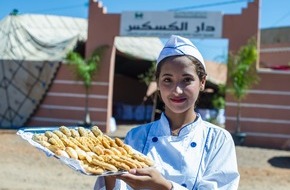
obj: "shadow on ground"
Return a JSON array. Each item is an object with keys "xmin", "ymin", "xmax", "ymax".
[{"xmin": 268, "ymin": 156, "xmax": 290, "ymax": 169}]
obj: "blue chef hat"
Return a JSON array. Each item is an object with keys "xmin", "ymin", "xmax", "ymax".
[{"xmin": 157, "ymin": 35, "xmax": 206, "ymax": 71}]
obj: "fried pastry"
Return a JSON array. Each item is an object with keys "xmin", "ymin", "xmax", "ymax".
[
  {"xmin": 59, "ymin": 126, "xmax": 72, "ymax": 137},
  {"xmin": 31, "ymin": 125, "xmax": 154, "ymax": 175}
]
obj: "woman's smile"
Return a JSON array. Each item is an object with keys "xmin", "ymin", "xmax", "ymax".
[{"xmin": 170, "ymin": 97, "xmax": 186, "ymax": 103}]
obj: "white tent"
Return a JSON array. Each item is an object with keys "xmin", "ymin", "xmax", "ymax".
[
  {"xmin": 114, "ymin": 36, "xmax": 163, "ymax": 61},
  {"xmin": 0, "ymin": 14, "xmax": 87, "ymax": 128},
  {"xmin": 0, "ymin": 14, "xmax": 87, "ymax": 60}
]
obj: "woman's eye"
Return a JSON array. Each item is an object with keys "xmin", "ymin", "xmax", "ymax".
[
  {"xmin": 184, "ymin": 77, "xmax": 193, "ymax": 83},
  {"xmin": 163, "ymin": 78, "xmax": 172, "ymax": 82}
]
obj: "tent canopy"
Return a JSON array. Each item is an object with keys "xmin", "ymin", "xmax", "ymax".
[
  {"xmin": 114, "ymin": 36, "xmax": 164, "ymax": 61},
  {"xmin": 0, "ymin": 14, "xmax": 87, "ymax": 61}
]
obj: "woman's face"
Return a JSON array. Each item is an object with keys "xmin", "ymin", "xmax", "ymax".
[{"xmin": 157, "ymin": 56, "xmax": 205, "ymax": 114}]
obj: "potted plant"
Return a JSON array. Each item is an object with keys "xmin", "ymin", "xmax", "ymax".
[
  {"xmin": 65, "ymin": 44, "xmax": 108, "ymax": 127},
  {"xmin": 212, "ymin": 84, "xmax": 226, "ymax": 127},
  {"xmin": 138, "ymin": 61, "xmax": 159, "ymax": 122},
  {"xmin": 227, "ymin": 38, "xmax": 260, "ymax": 145}
]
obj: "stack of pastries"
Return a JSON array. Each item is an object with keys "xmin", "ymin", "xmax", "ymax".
[{"xmin": 31, "ymin": 126, "xmax": 154, "ymax": 175}]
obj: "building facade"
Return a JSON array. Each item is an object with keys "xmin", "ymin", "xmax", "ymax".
[{"xmin": 22, "ymin": 0, "xmax": 290, "ymax": 149}]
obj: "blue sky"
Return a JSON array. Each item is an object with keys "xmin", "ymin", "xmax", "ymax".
[{"xmin": 1, "ymin": 0, "xmax": 289, "ymax": 62}]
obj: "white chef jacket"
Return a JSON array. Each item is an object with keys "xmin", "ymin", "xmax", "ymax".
[{"xmin": 94, "ymin": 113, "xmax": 240, "ymax": 190}]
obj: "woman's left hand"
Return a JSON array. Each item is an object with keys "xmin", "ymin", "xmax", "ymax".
[{"xmin": 116, "ymin": 167, "xmax": 172, "ymax": 190}]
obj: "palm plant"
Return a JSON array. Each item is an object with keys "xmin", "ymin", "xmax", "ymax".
[
  {"xmin": 65, "ymin": 45, "xmax": 108, "ymax": 127},
  {"xmin": 227, "ymin": 38, "xmax": 260, "ymax": 136}
]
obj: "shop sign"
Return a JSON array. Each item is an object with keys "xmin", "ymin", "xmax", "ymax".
[{"xmin": 120, "ymin": 11, "xmax": 223, "ymax": 38}]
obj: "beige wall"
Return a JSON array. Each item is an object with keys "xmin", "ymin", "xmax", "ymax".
[
  {"xmin": 222, "ymin": 0, "xmax": 260, "ymax": 53},
  {"xmin": 226, "ymin": 69, "xmax": 290, "ymax": 149},
  {"xmin": 26, "ymin": 64, "xmax": 108, "ymax": 128},
  {"xmin": 260, "ymin": 42, "xmax": 290, "ymax": 67}
]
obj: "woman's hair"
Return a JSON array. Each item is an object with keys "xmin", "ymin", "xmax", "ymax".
[{"xmin": 155, "ymin": 55, "xmax": 207, "ymax": 81}]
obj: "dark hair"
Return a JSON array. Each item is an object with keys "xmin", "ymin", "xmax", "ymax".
[{"xmin": 155, "ymin": 55, "xmax": 207, "ymax": 81}]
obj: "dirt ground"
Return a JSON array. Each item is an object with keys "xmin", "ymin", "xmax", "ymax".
[{"xmin": 1, "ymin": 129, "xmax": 290, "ymax": 190}]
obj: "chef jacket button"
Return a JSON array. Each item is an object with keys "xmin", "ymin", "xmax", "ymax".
[
  {"xmin": 152, "ymin": 137, "xmax": 158, "ymax": 142},
  {"xmin": 190, "ymin": 142, "xmax": 197, "ymax": 147},
  {"xmin": 181, "ymin": 183, "xmax": 187, "ymax": 187}
]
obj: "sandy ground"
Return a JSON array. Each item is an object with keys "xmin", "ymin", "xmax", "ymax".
[{"xmin": 1, "ymin": 129, "xmax": 290, "ymax": 190}]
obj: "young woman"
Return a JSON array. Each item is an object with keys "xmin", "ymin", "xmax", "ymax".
[{"xmin": 94, "ymin": 35, "xmax": 240, "ymax": 190}]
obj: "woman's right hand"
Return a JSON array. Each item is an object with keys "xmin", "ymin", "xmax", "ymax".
[{"xmin": 116, "ymin": 167, "xmax": 172, "ymax": 190}]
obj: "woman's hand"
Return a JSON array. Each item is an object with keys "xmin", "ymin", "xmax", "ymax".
[{"xmin": 116, "ymin": 167, "xmax": 172, "ymax": 190}]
